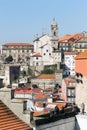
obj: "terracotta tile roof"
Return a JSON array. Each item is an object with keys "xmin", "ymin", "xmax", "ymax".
[
  {"xmin": 35, "ymin": 102, "xmax": 45, "ymax": 107},
  {"xmin": 33, "ymin": 92, "xmax": 46, "ymax": 100},
  {"xmin": 33, "ymin": 108, "xmax": 50, "ymax": 117},
  {"xmin": 64, "ymin": 78, "xmax": 76, "ymax": 85},
  {"xmin": 33, "ymin": 102, "xmax": 66, "ymax": 117},
  {"xmin": 64, "ymin": 51, "xmax": 77, "ymax": 55},
  {"xmin": 72, "ymin": 33, "xmax": 83, "ymax": 39},
  {"xmin": 58, "ymin": 33, "xmax": 82, "ymax": 43},
  {"xmin": 58, "ymin": 34, "xmax": 71, "ymax": 42},
  {"xmin": 75, "ymin": 51, "xmax": 87, "ymax": 59},
  {"xmin": 15, "ymin": 87, "xmax": 32, "ymax": 94},
  {"xmin": 3, "ymin": 43, "xmax": 33, "ymax": 47},
  {"xmin": 0, "ymin": 100, "xmax": 32, "ymax": 130},
  {"xmin": 32, "ymin": 52, "xmax": 42, "ymax": 57},
  {"xmin": 48, "ymin": 102, "xmax": 66, "ymax": 110},
  {"xmin": 15, "ymin": 87, "xmax": 43, "ymax": 95},
  {"xmin": 36, "ymin": 74, "xmax": 55, "ymax": 79}
]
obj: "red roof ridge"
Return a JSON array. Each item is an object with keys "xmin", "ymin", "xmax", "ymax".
[
  {"xmin": 36, "ymin": 74, "xmax": 55, "ymax": 79},
  {"xmin": 3, "ymin": 43, "xmax": 33, "ymax": 46}
]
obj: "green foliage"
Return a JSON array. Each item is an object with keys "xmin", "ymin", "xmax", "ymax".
[
  {"xmin": 41, "ymin": 69, "xmax": 54, "ymax": 74},
  {"xmin": 51, "ymin": 64, "xmax": 57, "ymax": 71},
  {"xmin": 27, "ymin": 66, "xmax": 33, "ymax": 76},
  {"xmin": 5, "ymin": 55, "xmax": 13, "ymax": 63},
  {"xmin": 41, "ymin": 64, "xmax": 57, "ymax": 74}
]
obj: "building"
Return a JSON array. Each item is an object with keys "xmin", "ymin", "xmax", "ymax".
[
  {"xmin": 58, "ymin": 34, "xmax": 72, "ymax": 52},
  {"xmin": 62, "ymin": 77, "xmax": 76, "ymax": 102},
  {"xmin": 75, "ymin": 32, "xmax": 87, "ymax": 53},
  {"xmin": 58, "ymin": 33, "xmax": 82, "ymax": 52},
  {"xmin": 32, "ymin": 19, "xmax": 61, "ymax": 68},
  {"xmin": 64, "ymin": 51, "xmax": 77, "ymax": 76},
  {"xmin": 50, "ymin": 18, "xmax": 59, "ymax": 50},
  {"xmin": 0, "ymin": 100, "xmax": 32, "ymax": 130},
  {"xmin": 31, "ymin": 72, "xmax": 62, "ymax": 90},
  {"xmin": 75, "ymin": 51, "xmax": 87, "ymax": 112},
  {"xmin": 2, "ymin": 43, "xmax": 33, "ymax": 63}
]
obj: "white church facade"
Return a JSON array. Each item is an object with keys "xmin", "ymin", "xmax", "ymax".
[{"xmin": 30, "ymin": 19, "xmax": 62, "ymax": 68}]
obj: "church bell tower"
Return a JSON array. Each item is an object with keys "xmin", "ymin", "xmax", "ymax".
[{"xmin": 50, "ymin": 18, "xmax": 58, "ymax": 50}]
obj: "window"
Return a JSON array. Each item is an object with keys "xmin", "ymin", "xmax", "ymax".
[
  {"xmin": 27, "ymin": 50, "xmax": 29, "ymax": 53},
  {"xmin": 49, "ymin": 53, "xmax": 51, "ymax": 55},
  {"xmin": 54, "ymin": 31, "xmax": 56, "ymax": 36},
  {"xmin": 36, "ymin": 62, "xmax": 38, "ymax": 66},
  {"xmin": 80, "ymin": 44, "xmax": 82, "ymax": 48},
  {"xmin": 36, "ymin": 57, "xmax": 38, "ymax": 60},
  {"xmin": 67, "ymin": 88, "xmax": 75, "ymax": 97},
  {"xmin": 22, "ymin": 50, "xmax": 24, "ymax": 52},
  {"xmin": 46, "ymin": 50, "xmax": 48, "ymax": 52},
  {"xmin": 9, "ymin": 50, "xmax": 11, "ymax": 53},
  {"xmin": 43, "ymin": 53, "xmax": 46, "ymax": 55}
]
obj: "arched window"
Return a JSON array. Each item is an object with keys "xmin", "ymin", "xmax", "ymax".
[{"xmin": 54, "ymin": 31, "xmax": 56, "ymax": 36}]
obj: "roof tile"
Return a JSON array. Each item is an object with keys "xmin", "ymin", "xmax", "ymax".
[
  {"xmin": 3, "ymin": 43, "xmax": 33, "ymax": 47},
  {"xmin": 75, "ymin": 51, "xmax": 87, "ymax": 59},
  {"xmin": 36, "ymin": 74, "xmax": 55, "ymax": 79},
  {"xmin": 0, "ymin": 100, "xmax": 32, "ymax": 130}
]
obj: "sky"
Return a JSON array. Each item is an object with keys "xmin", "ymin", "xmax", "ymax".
[{"xmin": 0, "ymin": 0, "xmax": 87, "ymax": 44}]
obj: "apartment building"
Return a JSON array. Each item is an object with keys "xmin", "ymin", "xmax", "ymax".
[
  {"xmin": 2, "ymin": 43, "xmax": 33, "ymax": 63},
  {"xmin": 75, "ymin": 51, "xmax": 87, "ymax": 112},
  {"xmin": 62, "ymin": 77, "xmax": 76, "ymax": 102},
  {"xmin": 64, "ymin": 51, "xmax": 77, "ymax": 76}
]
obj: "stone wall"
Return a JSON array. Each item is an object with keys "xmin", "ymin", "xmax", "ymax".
[
  {"xmin": 31, "ymin": 78, "xmax": 55, "ymax": 89},
  {"xmin": 76, "ymin": 75, "xmax": 87, "ymax": 113},
  {"xmin": 0, "ymin": 88, "xmax": 31, "ymax": 125}
]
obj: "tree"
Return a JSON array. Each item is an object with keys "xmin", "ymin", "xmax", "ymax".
[
  {"xmin": 41, "ymin": 69, "xmax": 54, "ymax": 74},
  {"xmin": 5, "ymin": 55, "xmax": 13, "ymax": 63}
]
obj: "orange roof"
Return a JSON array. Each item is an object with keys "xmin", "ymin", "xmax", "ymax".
[
  {"xmin": 15, "ymin": 87, "xmax": 32, "ymax": 94},
  {"xmin": 34, "ymin": 92, "xmax": 45, "ymax": 99},
  {"xmin": 33, "ymin": 108, "xmax": 50, "ymax": 117},
  {"xmin": 58, "ymin": 33, "xmax": 82, "ymax": 43},
  {"xmin": 58, "ymin": 34, "xmax": 71, "ymax": 42},
  {"xmin": 15, "ymin": 87, "xmax": 42, "ymax": 94},
  {"xmin": 32, "ymin": 52, "xmax": 42, "ymax": 57},
  {"xmin": 35, "ymin": 102, "xmax": 44, "ymax": 107},
  {"xmin": 75, "ymin": 51, "xmax": 87, "ymax": 60},
  {"xmin": 64, "ymin": 51, "xmax": 77, "ymax": 55},
  {"xmin": 36, "ymin": 74, "xmax": 55, "ymax": 79},
  {"xmin": 3, "ymin": 43, "xmax": 33, "ymax": 46},
  {"xmin": 72, "ymin": 33, "xmax": 82, "ymax": 39},
  {"xmin": 15, "ymin": 89, "xmax": 33, "ymax": 94},
  {"xmin": 0, "ymin": 100, "xmax": 32, "ymax": 130},
  {"xmin": 48, "ymin": 102, "xmax": 66, "ymax": 109},
  {"xmin": 64, "ymin": 78, "xmax": 76, "ymax": 85}
]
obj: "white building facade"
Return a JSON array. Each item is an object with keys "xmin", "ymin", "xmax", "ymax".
[
  {"xmin": 64, "ymin": 52, "xmax": 77, "ymax": 76},
  {"xmin": 31, "ymin": 19, "xmax": 61, "ymax": 67}
]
